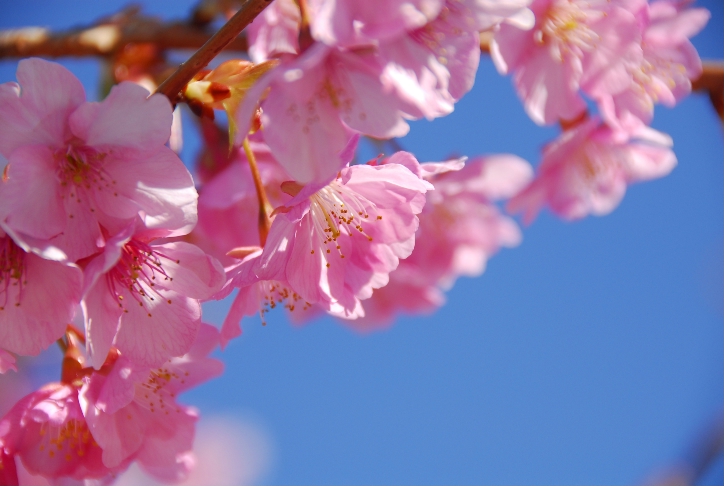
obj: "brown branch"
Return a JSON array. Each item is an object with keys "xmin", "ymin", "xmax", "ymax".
[
  {"xmin": 0, "ymin": 8, "xmax": 248, "ymax": 59},
  {"xmin": 692, "ymin": 61, "xmax": 724, "ymax": 121},
  {"xmin": 155, "ymin": 0, "xmax": 272, "ymax": 102}
]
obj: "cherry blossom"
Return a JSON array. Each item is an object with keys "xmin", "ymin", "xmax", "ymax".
[
  {"xmin": 254, "ymin": 152, "xmax": 432, "ymax": 318},
  {"xmin": 508, "ymin": 117, "xmax": 677, "ymax": 221},
  {"xmin": 584, "ymin": 0, "xmax": 710, "ymax": 132},
  {"xmin": 0, "ymin": 58, "xmax": 197, "ymax": 262},
  {"xmin": 0, "ymin": 224, "xmax": 82, "ymax": 358},
  {"xmin": 491, "ymin": 0, "xmax": 642, "ymax": 125},
  {"xmin": 79, "ymin": 323, "xmax": 223, "ymax": 482},
  {"xmin": 81, "ymin": 221, "xmax": 225, "ymax": 369},
  {"xmin": 0, "ymin": 383, "xmax": 120, "ymax": 482}
]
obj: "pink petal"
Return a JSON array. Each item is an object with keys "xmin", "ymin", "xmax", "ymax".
[
  {"xmin": 2, "ymin": 146, "xmax": 65, "ymax": 239},
  {"xmin": 0, "ymin": 252, "xmax": 82, "ymax": 356},
  {"xmin": 0, "ymin": 58, "xmax": 85, "ymax": 157},
  {"xmin": 69, "ymin": 83, "xmax": 172, "ymax": 151},
  {"xmin": 114, "ymin": 287, "xmax": 201, "ymax": 368},
  {"xmin": 82, "ymin": 277, "xmax": 124, "ymax": 370},
  {"xmin": 150, "ymin": 242, "xmax": 226, "ymax": 300}
]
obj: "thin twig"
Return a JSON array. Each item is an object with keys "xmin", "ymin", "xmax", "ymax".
[
  {"xmin": 243, "ymin": 137, "xmax": 271, "ymax": 246},
  {"xmin": 155, "ymin": 0, "xmax": 272, "ymax": 102}
]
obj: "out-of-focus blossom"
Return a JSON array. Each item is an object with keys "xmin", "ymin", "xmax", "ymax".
[
  {"xmin": 491, "ymin": 0, "xmax": 641, "ymax": 125},
  {"xmin": 193, "ymin": 136, "xmax": 291, "ymax": 265},
  {"xmin": 0, "ymin": 58, "xmax": 197, "ymax": 262},
  {"xmin": 248, "ymin": 0, "xmax": 302, "ymax": 62},
  {"xmin": 354, "ymin": 154, "xmax": 532, "ymax": 327},
  {"xmin": 508, "ymin": 117, "xmax": 677, "ymax": 221},
  {"xmin": 585, "ymin": 0, "xmax": 710, "ymax": 132},
  {"xmin": 0, "ymin": 224, "xmax": 82, "ymax": 358},
  {"xmin": 79, "ymin": 324, "xmax": 223, "ymax": 483},
  {"xmin": 115, "ymin": 414, "xmax": 274, "ymax": 486},
  {"xmin": 308, "ymin": 0, "xmax": 444, "ymax": 47},
  {"xmin": 81, "ymin": 221, "xmax": 225, "ymax": 369},
  {"xmin": 0, "ymin": 383, "xmax": 119, "ymax": 482}
]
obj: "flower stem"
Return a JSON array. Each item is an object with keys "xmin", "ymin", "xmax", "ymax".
[
  {"xmin": 155, "ymin": 0, "xmax": 273, "ymax": 103},
  {"xmin": 56, "ymin": 337, "xmax": 68, "ymax": 354},
  {"xmin": 243, "ymin": 137, "xmax": 271, "ymax": 246}
]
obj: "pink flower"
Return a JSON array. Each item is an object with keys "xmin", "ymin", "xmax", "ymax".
[
  {"xmin": 378, "ymin": 0, "xmax": 482, "ymax": 120},
  {"xmin": 584, "ymin": 0, "xmax": 709, "ymax": 132},
  {"xmin": 0, "ymin": 223, "xmax": 82, "ymax": 358},
  {"xmin": 354, "ymin": 154, "xmax": 532, "ymax": 326},
  {"xmin": 0, "ymin": 383, "xmax": 121, "ymax": 482},
  {"xmin": 0, "ymin": 350, "xmax": 15, "ymax": 374},
  {"xmin": 491, "ymin": 0, "xmax": 642, "ymax": 125},
  {"xmin": 81, "ymin": 221, "xmax": 225, "ymax": 369},
  {"xmin": 237, "ymin": 43, "xmax": 412, "ymax": 184},
  {"xmin": 308, "ymin": 0, "xmax": 444, "ymax": 47},
  {"xmin": 258, "ymin": 152, "xmax": 432, "ymax": 318},
  {"xmin": 79, "ymin": 323, "xmax": 223, "ymax": 482},
  {"xmin": 0, "ymin": 58, "xmax": 197, "ymax": 262},
  {"xmin": 508, "ymin": 117, "xmax": 677, "ymax": 221}
]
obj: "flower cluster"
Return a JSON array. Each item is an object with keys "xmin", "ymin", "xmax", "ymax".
[
  {"xmin": 492, "ymin": 0, "xmax": 707, "ymax": 219},
  {"xmin": 0, "ymin": 0, "xmax": 711, "ymax": 483}
]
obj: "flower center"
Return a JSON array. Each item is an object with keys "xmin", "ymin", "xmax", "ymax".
[
  {"xmin": 135, "ymin": 367, "xmax": 187, "ymax": 415},
  {"xmin": 56, "ymin": 145, "xmax": 118, "ymax": 208},
  {"xmin": 0, "ymin": 236, "xmax": 26, "ymax": 311},
  {"xmin": 309, "ymin": 181, "xmax": 381, "ymax": 262},
  {"xmin": 106, "ymin": 240, "xmax": 178, "ymax": 317},
  {"xmin": 535, "ymin": 0, "xmax": 603, "ymax": 61},
  {"xmin": 37, "ymin": 418, "xmax": 98, "ymax": 461}
]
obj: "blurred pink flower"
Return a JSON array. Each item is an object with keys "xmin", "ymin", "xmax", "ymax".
[
  {"xmin": 508, "ymin": 117, "xmax": 677, "ymax": 221},
  {"xmin": 78, "ymin": 324, "xmax": 223, "ymax": 483},
  {"xmin": 0, "ymin": 58, "xmax": 197, "ymax": 262},
  {"xmin": 585, "ymin": 0, "xmax": 710, "ymax": 132},
  {"xmin": 248, "ymin": 0, "xmax": 302, "ymax": 63},
  {"xmin": 0, "ymin": 383, "xmax": 120, "ymax": 482},
  {"xmin": 0, "ymin": 224, "xmax": 82, "ymax": 358},
  {"xmin": 194, "ymin": 137, "xmax": 291, "ymax": 265},
  {"xmin": 115, "ymin": 414, "xmax": 274, "ymax": 486},
  {"xmin": 81, "ymin": 221, "xmax": 225, "ymax": 369},
  {"xmin": 308, "ymin": 0, "xmax": 443, "ymax": 47},
  {"xmin": 491, "ymin": 0, "xmax": 641, "ymax": 125}
]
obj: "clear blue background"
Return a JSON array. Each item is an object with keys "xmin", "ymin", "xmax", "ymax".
[{"xmin": 1, "ymin": 1, "xmax": 722, "ymax": 484}]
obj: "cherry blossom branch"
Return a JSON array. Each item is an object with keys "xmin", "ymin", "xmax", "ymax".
[
  {"xmin": 155, "ymin": 0, "xmax": 272, "ymax": 102},
  {"xmin": 243, "ymin": 137, "xmax": 272, "ymax": 246},
  {"xmin": 0, "ymin": 8, "xmax": 249, "ymax": 59}
]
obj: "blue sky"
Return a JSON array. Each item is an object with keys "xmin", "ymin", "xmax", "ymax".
[{"xmin": 1, "ymin": 1, "xmax": 722, "ymax": 484}]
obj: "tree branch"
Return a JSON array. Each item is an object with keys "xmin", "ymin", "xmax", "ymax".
[
  {"xmin": 155, "ymin": 0, "xmax": 272, "ymax": 102},
  {"xmin": 0, "ymin": 7, "xmax": 249, "ymax": 59}
]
